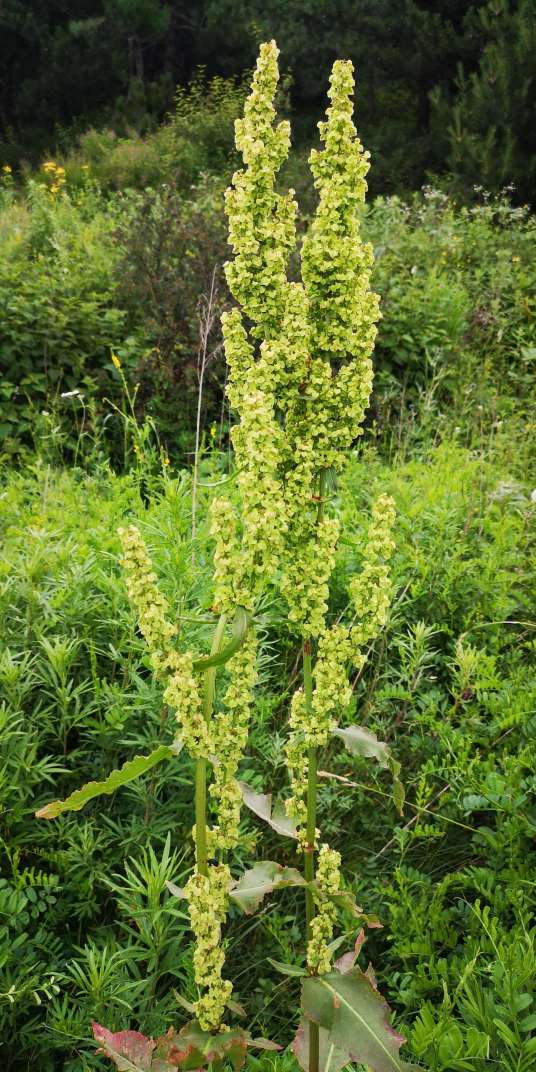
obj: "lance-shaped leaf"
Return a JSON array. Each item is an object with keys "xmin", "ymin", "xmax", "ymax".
[
  {"xmin": 293, "ymin": 1020, "xmax": 349, "ymax": 1072},
  {"xmin": 36, "ymin": 745, "xmax": 176, "ymax": 819},
  {"xmin": 268, "ymin": 957, "xmax": 307, "ymax": 978},
  {"xmin": 301, "ymin": 968, "xmax": 415, "ymax": 1072},
  {"xmin": 238, "ymin": 781, "xmax": 297, "ymax": 838},
  {"xmin": 193, "ymin": 607, "xmax": 250, "ymax": 671},
  {"xmin": 332, "ymin": 725, "xmax": 405, "ymax": 815},
  {"xmin": 92, "ymin": 1024, "xmax": 157, "ymax": 1071},
  {"xmin": 230, "ymin": 860, "xmax": 307, "ymax": 914}
]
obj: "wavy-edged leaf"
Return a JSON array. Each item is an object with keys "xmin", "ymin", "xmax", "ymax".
[
  {"xmin": 333, "ymin": 725, "xmax": 405, "ymax": 815},
  {"xmin": 238, "ymin": 781, "xmax": 297, "ymax": 838},
  {"xmin": 230, "ymin": 860, "xmax": 306, "ymax": 914},
  {"xmin": 301, "ymin": 968, "xmax": 415, "ymax": 1072},
  {"xmin": 193, "ymin": 607, "xmax": 250, "ymax": 671},
  {"xmin": 293, "ymin": 1020, "xmax": 349, "ymax": 1072},
  {"xmin": 36, "ymin": 746, "xmax": 176, "ymax": 819},
  {"xmin": 92, "ymin": 1024, "xmax": 156, "ymax": 1071}
]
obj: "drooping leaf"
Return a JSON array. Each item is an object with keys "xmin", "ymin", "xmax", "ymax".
[
  {"xmin": 173, "ymin": 991, "xmax": 196, "ymax": 1016},
  {"xmin": 36, "ymin": 746, "xmax": 175, "ymax": 819},
  {"xmin": 92, "ymin": 1024, "xmax": 156, "ymax": 1071},
  {"xmin": 193, "ymin": 607, "xmax": 250, "ymax": 671},
  {"xmin": 250, "ymin": 1038, "xmax": 282, "ymax": 1051},
  {"xmin": 230, "ymin": 860, "xmax": 306, "ymax": 914},
  {"xmin": 293, "ymin": 1020, "xmax": 349, "ymax": 1072},
  {"xmin": 166, "ymin": 880, "xmax": 186, "ymax": 900},
  {"xmin": 333, "ymin": 725, "xmax": 389, "ymax": 766},
  {"xmin": 301, "ymin": 968, "xmax": 415, "ymax": 1072},
  {"xmin": 318, "ymin": 886, "xmax": 381, "ymax": 928},
  {"xmin": 238, "ymin": 781, "xmax": 297, "ymax": 838},
  {"xmin": 267, "ymin": 957, "xmax": 307, "ymax": 978},
  {"xmin": 332, "ymin": 725, "xmax": 405, "ymax": 815},
  {"xmin": 227, "ymin": 998, "xmax": 247, "ymax": 1018}
]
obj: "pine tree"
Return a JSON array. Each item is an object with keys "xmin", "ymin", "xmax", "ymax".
[{"xmin": 432, "ymin": 0, "xmax": 536, "ymax": 202}]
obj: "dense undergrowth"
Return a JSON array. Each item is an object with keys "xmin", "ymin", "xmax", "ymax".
[
  {"xmin": 1, "ymin": 427, "xmax": 535, "ymax": 1070},
  {"xmin": 1, "ymin": 148, "xmax": 535, "ymax": 465}
]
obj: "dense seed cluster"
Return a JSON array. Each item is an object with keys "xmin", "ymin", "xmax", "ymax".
[
  {"xmin": 184, "ymin": 864, "xmax": 233, "ymax": 1030},
  {"xmin": 307, "ymin": 846, "xmax": 342, "ymax": 974}
]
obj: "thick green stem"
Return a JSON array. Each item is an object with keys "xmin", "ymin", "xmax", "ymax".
[{"xmin": 194, "ymin": 613, "xmax": 227, "ymax": 878}]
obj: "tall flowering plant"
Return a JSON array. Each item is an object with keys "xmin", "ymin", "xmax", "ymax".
[{"xmin": 36, "ymin": 40, "xmax": 412, "ymax": 1072}]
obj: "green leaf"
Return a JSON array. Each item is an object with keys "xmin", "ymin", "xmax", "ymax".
[
  {"xmin": 238, "ymin": 781, "xmax": 297, "ymax": 838},
  {"xmin": 333, "ymin": 725, "xmax": 405, "ymax": 815},
  {"xmin": 301, "ymin": 968, "xmax": 415, "ymax": 1072},
  {"xmin": 173, "ymin": 991, "xmax": 196, "ymax": 1016},
  {"xmin": 333, "ymin": 725, "xmax": 389, "ymax": 766},
  {"xmin": 193, "ymin": 607, "xmax": 250, "ymax": 670},
  {"xmin": 267, "ymin": 958, "xmax": 307, "ymax": 978},
  {"xmin": 230, "ymin": 860, "xmax": 307, "ymax": 914},
  {"xmin": 293, "ymin": 1020, "xmax": 349, "ymax": 1072},
  {"xmin": 35, "ymin": 746, "xmax": 175, "ymax": 820}
]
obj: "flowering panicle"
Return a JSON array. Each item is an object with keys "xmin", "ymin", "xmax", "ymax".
[
  {"xmin": 284, "ymin": 691, "xmax": 310, "ymax": 832},
  {"xmin": 284, "ymin": 626, "xmax": 353, "ymax": 838},
  {"xmin": 224, "ymin": 41, "xmax": 296, "ymax": 339},
  {"xmin": 185, "ymin": 864, "xmax": 233, "ymax": 1031},
  {"xmin": 349, "ymin": 494, "xmax": 396, "ymax": 660},
  {"xmin": 281, "ymin": 516, "xmax": 339, "ymax": 639},
  {"xmin": 307, "ymin": 846, "xmax": 342, "ymax": 975},
  {"xmin": 301, "ymin": 59, "xmax": 379, "ymax": 392},
  {"xmin": 163, "ymin": 652, "xmax": 212, "ymax": 758},
  {"xmin": 312, "ymin": 625, "xmax": 354, "ymax": 733},
  {"xmin": 118, "ymin": 525, "xmax": 177, "ymax": 674}
]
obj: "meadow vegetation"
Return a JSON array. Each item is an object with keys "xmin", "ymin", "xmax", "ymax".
[{"xmin": 0, "ymin": 38, "xmax": 535, "ymax": 1072}]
